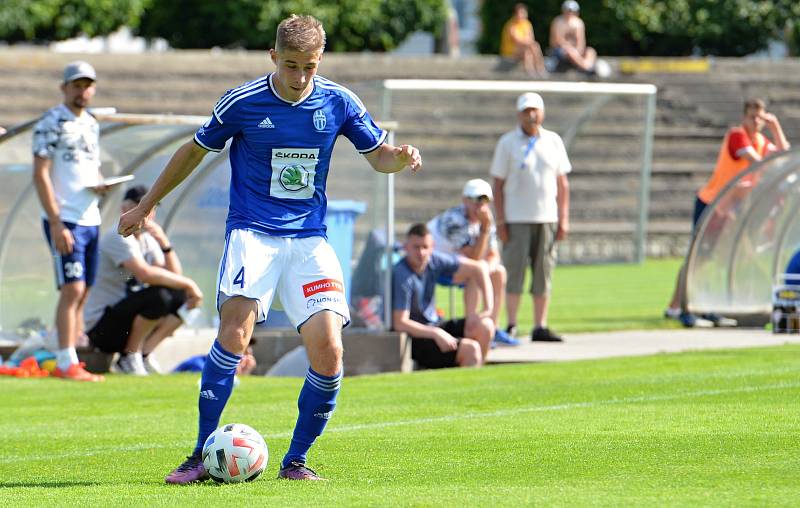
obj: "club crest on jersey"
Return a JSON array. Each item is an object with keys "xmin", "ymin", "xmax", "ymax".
[
  {"xmin": 279, "ymin": 164, "xmax": 311, "ymax": 192},
  {"xmin": 313, "ymin": 110, "xmax": 326, "ymax": 131}
]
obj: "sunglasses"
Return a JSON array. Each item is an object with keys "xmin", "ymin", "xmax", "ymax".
[{"xmin": 470, "ymin": 196, "xmax": 491, "ymax": 204}]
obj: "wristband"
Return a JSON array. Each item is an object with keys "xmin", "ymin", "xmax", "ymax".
[{"xmin": 161, "ymin": 246, "xmax": 173, "ymax": 253}]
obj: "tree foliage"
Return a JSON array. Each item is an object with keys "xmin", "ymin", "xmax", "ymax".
[
  {"xmin": 137, "ymin": 0, "xmax": 448, "ymax": 51},
  {"xmin": 478, "ymin": 0, "xmax": 800, "ymax": 56},
  {"xmin": 0, "ymin": 0, "xmax": 150, "ymax": 42}
]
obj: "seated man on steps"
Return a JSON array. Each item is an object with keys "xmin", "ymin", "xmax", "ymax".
[
  {"xmin": 392, "ymin": 223, "xmax": 495, "ymax": 369},
  {"xmin": 548, "ymin": 1, "xmax": 609, "ymax": 77},
  {"xmin": 84, "ymin": 185, "xmax": 203, "ymax": 374},
  {"xmin": 427, "ymin": 179, "xmax": 520, "ymax": 346}
]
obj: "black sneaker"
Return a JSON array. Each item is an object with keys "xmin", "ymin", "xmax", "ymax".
[{"xmin": 531, "ymin": 327, "xmax": 563, "ymax": 342}]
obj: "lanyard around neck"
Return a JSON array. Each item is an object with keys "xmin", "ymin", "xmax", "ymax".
[{"xmin": 519, "ymin": 135, "xmax": 538, "ymax": 169}]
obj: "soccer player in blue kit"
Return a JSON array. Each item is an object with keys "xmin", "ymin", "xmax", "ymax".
[{"xmin": 118, "ymin": 14, "xmax": 422, "ymax": 483}]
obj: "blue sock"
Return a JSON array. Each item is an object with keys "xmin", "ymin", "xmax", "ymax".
[
  {"xmin": 193, "ymin": 340, "xmax": 241, "ymax": 456},
  {"xmin": 282, "ymin": 368, "xmax": 342, "ymax": 468}
]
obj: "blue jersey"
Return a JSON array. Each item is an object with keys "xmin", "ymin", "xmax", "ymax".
[{"xmin": 194, "ymin": 73, "xmax": 386, "ymax": 238}]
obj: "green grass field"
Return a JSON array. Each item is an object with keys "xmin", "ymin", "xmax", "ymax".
[
  {"xmin": 437, "ymin": 257, "xmax": 685, "ymax": 333},
  {"xmin": 4, "ymin": 345, "xmax": 800, "ymax": 507}
]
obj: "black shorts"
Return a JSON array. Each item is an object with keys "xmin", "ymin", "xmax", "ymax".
[
  {"xmin": 410, "ymin": 318, "xmax": 466, "ymax": 369},
  {"xmin": 88, "ymin": 286, "xmax": 186, "ymax": 353}
]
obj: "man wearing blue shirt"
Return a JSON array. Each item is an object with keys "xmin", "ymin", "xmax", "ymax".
[
  {"xmin": 119, "ymin": 14, "xmax": 421, "ymax": 483},
  {"xmin": 392, "ymin": 223, "xmax": 495, "ymax": 369}
]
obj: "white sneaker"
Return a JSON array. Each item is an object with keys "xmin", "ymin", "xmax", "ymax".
[
  {"xmin": 142, "ymin": 355, "xmax": 162, "ymax": 374},
  {"xmin": 116, "ymin": 352, "xmax": 148, "ymax": 376},
  {"xmin": 593, "ymin": 59, "xmax": 612, "ymax": 79}
]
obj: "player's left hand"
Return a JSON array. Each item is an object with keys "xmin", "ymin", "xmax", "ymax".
[{"xmin": 397, "ymin": 144, "xmax": 422, "ymax": 174}]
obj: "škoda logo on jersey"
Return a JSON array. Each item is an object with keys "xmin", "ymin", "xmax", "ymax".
[{"xmin": 303, "ymin": 278, "xmax": 344, "ymax": 297}]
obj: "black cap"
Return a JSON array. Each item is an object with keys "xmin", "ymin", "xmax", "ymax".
[{"xmin": 123, "ymin": 185, "xmax": 148, "ymax": 204}]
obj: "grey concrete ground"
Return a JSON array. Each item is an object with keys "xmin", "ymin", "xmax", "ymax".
[{"xmin": 487, "ymin": 328, "xmax": 800, "ymax": 363}]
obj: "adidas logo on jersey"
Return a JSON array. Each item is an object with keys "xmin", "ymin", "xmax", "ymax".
[
  {"xmin": 200, "ymin": 389, "xmax": 218, "ymax": 400},
  {"xmin": 258, "ymin": 117, "xmax": 275, "ymax": 129}
]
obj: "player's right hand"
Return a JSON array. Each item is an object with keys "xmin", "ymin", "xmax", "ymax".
[
  {"xmin": 118, "ymin": 205, "xmax": 154, "ymax": 237},
  {"xmin": 51, "ymin": 221, "xmax": 74, "ymax": 255},
  {"xmin": 433, "ymin": 328, "xmax": 458, "ymax": 353}
]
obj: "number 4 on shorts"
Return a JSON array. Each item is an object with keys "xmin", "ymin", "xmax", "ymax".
[{"xmin": 233, "ymin": 267, "xmax": 245, "ymax": 288}]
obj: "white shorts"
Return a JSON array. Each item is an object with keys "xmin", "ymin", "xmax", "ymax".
[{"xmin": 216, "ymin": 229, "xmax": 350, "ymax": 330}]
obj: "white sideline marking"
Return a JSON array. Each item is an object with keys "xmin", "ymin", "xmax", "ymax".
[
  {"xmin": 323, "ymin": 381, "xmax": 800, "ymax": 435},
  {"xmin": 3, "ymin": 381, "xmax": 798, "ymax": 465}
]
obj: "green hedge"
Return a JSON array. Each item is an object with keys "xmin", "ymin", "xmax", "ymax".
[
  {"xmin": 478, "ymin": 0, "xmax": 800, "ymax": 57},
  {"xmin": 0, "ymin": 0, "xmax": 447, "ymax": 52},
  {"xmin": 137, "ymin": 0, "xmax": 448, "ymax": 51},
  {"xmin": 0, "ymin": 0, "xmax": 150, "ymax": 42}
]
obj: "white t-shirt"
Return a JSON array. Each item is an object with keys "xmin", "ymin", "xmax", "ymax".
[
  {"xmin": 84, "ymin": 230, "xmax": 165, "ymax": 331},
  {"xmin": 427, "ymin": 204, "xmax": 498, "ymax": 255},
  {"xmin": 489, "ymin": 126, "xmax": 571, "ymax": 223},
  {"xmin": 32, "ymin": 104, "xmax": 102, "ymax": 225}
]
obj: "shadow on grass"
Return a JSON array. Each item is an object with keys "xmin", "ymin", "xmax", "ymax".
[{"xmin": 0, "ymin": 481, "xmax": 99, "ymax": 488}]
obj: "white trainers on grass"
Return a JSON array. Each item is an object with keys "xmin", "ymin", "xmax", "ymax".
[
  {"xmin": 116, "ymin": 352, "xmax": 148, "ymax": 376},
  {"xmin": 142, "ymin": 354, "xmax": 162, "ymax": 374}
]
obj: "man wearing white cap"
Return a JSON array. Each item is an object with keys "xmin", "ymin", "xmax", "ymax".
[
  {"xmin": 32, "ymin": 60, "xmax": 108, "ymax": 381},
  {"xmin": 427, "ymin": 178, "xmax": 521, "ymax": 346},
  {"xmin": 549, "ymin": 1, "xmax": 602, "ymax": 75},
  {"xmin": 490, "ymin": 92, "xmax": 571, "ymax": 342}
]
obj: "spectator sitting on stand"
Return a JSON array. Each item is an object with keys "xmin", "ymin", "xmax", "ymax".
[
  {"xmin": 499, "ymin": 3, "xmax": 547, "ymax": 77},
  {"xmin": 548, "ymin": 1, "xmax": 609, "ymax": 77},
  {"xmin": 427, "ymin": 179, "xmax": 520, "ymax": 346}
]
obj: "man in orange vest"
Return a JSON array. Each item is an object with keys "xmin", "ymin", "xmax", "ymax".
[{"xmin": 665, "ymin": 98, "xmax": 790, "ymax": 327}]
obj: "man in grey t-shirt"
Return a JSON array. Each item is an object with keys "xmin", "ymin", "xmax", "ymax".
[{"xmin": 84, "ymin": 186, "xmax": 203, "ymax": 374}]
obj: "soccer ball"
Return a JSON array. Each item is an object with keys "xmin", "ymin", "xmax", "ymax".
[{"xmin": 202, "ymin": 423, "xmax": 268, "ymax": 483}]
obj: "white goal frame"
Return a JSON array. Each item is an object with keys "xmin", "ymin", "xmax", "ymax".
[{"xmin": 378, "ymin": 79, "xmax": 657, "ymax": 326}]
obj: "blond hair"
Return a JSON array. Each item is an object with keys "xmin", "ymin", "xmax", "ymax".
[{"xmin": 276, "ymin": 14, "xmax": 326, "ymax": 52}]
